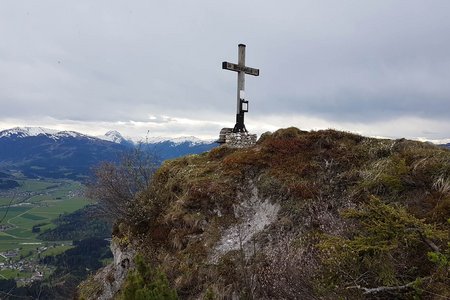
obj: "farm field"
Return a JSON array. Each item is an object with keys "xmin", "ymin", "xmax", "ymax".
[{"xmin": 0, "ymin": 178, "xmax": 89, "ymax": 280}]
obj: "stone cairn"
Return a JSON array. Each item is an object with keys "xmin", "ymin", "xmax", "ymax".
[{"xmin": 218, "ymin": 128, "xmax": 257, "ymax": 148}]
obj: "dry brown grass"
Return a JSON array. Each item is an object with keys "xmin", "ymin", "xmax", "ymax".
[{"xmin": 112, "ymin": 127, "xmax": 450, "ymax": 299}]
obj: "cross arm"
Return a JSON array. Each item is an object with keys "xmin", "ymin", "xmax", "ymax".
[{"xmin": 222, "ymin": 62, "xmax": 260, "ymax": 76}]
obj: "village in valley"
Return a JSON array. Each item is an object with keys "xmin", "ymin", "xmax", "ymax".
[
  {"xmin": 0, "ymin": 242, "xmax": 70, "ymax": 285},
  {"xmin": 0, "ymin": 178, "xmax": 87, "ymax": 284}
]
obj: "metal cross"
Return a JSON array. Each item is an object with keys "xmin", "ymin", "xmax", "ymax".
[{"xmin": 222, "ymin": 44, "xmax": 260, "ymax": 133}]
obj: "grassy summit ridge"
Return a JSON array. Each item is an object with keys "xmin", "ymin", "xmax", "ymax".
[{"xmin": 92, "ymin": 128, "xmax": 450, "ymax": 299}]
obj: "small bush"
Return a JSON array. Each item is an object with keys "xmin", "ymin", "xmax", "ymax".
[
  {"xmin": 118, "ymin": 255, "xmax": 178, "ymax": 300},
  {"xmin": 317, "ymin": 197, "xmax": 449, "ymax": 297}
]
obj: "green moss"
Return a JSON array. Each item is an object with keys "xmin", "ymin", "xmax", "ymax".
[
  {"xmin": 203, "ymin": 287, "xmax": 216, "ymax": 300},
  {"xmin": 118, "ymin": 255, "xmax": 178, "ymax": 300}
]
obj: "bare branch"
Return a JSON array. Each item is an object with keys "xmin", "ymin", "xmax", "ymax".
[
  {"xmin": 406, "ymin": 227, "xmax": 441, "ymax": 252},
  {"xmin": 347, "ymin": 277, "xmax": 430, "ymax": 295},
  {"xmin": 86, "ymin": 149, "xmax": 157, "ymax": 223}
]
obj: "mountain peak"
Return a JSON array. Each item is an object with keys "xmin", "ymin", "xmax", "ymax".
[
  {"xmin": 0, "ymin": 126, "xmax": 214, "ymax": 146},
  {"xmin": 0, "ymin": 127, "xmax": 91, "ymax": 140},
  {"xmin": 102, "ymin": 130, "xmax": 127, "ymax": 144},
  {"xmin": 105, "ymin": 130, "xmax": 122, "ymax": 136},
  {"xmin": 0, "ymin": 126, "xmax": 59, "ymax": 138},
  {"xmin": 145, "ymin": 135, "xmax": 214, "ymax": 146},
  {"xmin": 0, "ymin": 126, "xmax": 216, "ymax": 179}
]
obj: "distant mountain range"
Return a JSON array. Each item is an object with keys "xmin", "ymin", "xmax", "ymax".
[{"xmin": 0, "ymin": 127, "xmax": 216, "ymax": 180}]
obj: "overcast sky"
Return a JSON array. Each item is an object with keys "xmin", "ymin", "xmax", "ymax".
[{"xmin": 1, "ymin": 1, "xmax": 449, "ymax": 142}]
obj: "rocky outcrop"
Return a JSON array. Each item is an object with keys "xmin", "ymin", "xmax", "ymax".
[
  {"xmin": 209, "ymin": 183, "xmax": 280, "ymax": 263},
  {"xmin": 79, "ymin": 241, "xmax": 135, "ymax": 300}
]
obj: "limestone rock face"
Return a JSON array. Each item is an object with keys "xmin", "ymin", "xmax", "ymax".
[
  {"xmin": 209, "ymin": 182, "xmax": 280, "ymax": 264},
  {"xmin": 79, "ymin": 241, "xmax": 135, "ymax": 300}
]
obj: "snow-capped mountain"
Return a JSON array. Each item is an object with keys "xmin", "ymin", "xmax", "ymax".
[
  {"xmin": 0, "ymin": 126, "xmax": 59, "ymax": 138},
  {"xmin": 0, "ymin": 127, "xmax": 216, "ymax": 180},
  {"xmin": 99, "ymin": 130, "xmax": 130, "ymax": 145},
  {"xmin": 0, "ymin": 126, "xmax": 92, "ymax": 139},
  {"xmin": 145, "ymin": 135, "xmax": 214, "ymax": 146},
  {"xmin": 0, "ymin": 127, "xmax": 213, "ymax": 146},
  {"xmin": 97, "ymin": 131, "xmax": 213, "ymax": 146}
]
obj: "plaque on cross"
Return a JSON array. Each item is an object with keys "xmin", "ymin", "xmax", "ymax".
[{"xmin": 222, "ymin": 44, "xmax": 260, "ymax": 133}]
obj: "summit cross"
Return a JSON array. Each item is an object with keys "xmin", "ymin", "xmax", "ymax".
[{"xmin": 222, "ymin": 44, "xmax": 260, "ymax": 133}]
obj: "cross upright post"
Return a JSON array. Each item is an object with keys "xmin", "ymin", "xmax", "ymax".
[
  {"xmin": 236, "ymin": 44, "xmax": 246, "ymax": 132},
  {"xmin": 222, "ymin": 44, "xmax": 260, "ymax": 133}
]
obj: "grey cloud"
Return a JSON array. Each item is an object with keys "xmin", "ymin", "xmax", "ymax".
[{"xmin": 0, "ymin": 0, "xmax": 449, "ymax": 139}]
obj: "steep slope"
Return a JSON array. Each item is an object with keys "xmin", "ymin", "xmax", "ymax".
[{"xmin": 83, "ymin": 128, "xmax": 450, "ymax": 299}]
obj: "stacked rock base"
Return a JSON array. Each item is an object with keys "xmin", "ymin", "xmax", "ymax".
[{"xmin": 225, "ymin": 132, "xmax": 257, "ymax": 148}]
